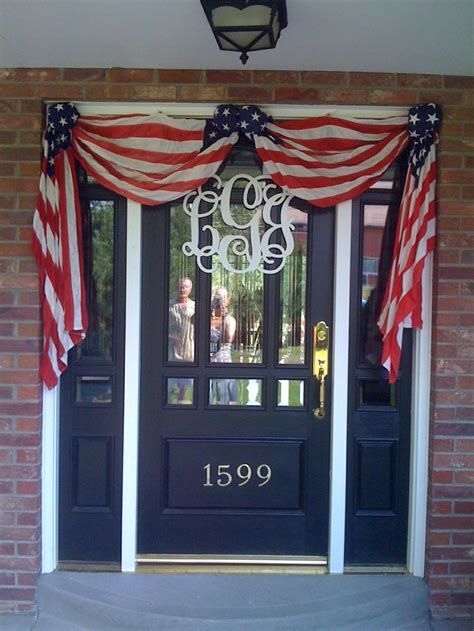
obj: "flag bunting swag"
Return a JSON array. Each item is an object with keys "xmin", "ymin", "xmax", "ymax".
[{"xmin": 33, "ymin": 102, "xmax": 441, "ymax": 388}]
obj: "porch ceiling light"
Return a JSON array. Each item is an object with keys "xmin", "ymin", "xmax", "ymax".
[{"xmin": 200, "ymin": 0, "xmax": 288, "ymax": 65}]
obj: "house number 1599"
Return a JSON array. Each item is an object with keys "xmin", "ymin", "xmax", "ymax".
[{"xmin": 203, "ymin": 463, "xmax": 272, "ymax": 487}]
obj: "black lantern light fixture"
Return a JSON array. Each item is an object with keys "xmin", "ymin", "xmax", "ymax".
[{"xmin": 200, "ymin": 0, "xmax": 288, "ymax": 65}]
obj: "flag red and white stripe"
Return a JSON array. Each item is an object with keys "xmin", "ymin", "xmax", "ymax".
[
  {"xmin": 378, "ymin": 143, "xmax": 437, "ymax": 382},
  {"xmin": 256, "ymin": 115, "xmax": 409, "ymax": 207},
  {"xmin": 71, "ymin": 112, "xmax": 237, "ymax": 206}
]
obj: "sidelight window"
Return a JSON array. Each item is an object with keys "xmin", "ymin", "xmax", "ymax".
[{"xmin": 77, "ymin": 199, "xmax": 115, "ymax": 361}]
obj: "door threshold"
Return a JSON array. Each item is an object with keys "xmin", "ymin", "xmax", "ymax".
[
  {"xmin": 57, "ymin": 562, "xmax": 121, "ymax": 572},
  {"xmin": 138, "ymin": 564, "xmax": 327, "ymax": 574},
  {"xmin": 136, "ymin": 554, "xmax": 327, "ymax": 573},
  {"xmin": 137, "ymin": 554, "xmax": 327, "ymax": 565},
  {"xmin": 344, "ymin": 565, "xmax": 407, "ymax": 574}
]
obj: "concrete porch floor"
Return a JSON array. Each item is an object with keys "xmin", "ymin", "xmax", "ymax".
[{"xmin": 1, "ymin": 572, "xmax": 472, "ymax": 630}]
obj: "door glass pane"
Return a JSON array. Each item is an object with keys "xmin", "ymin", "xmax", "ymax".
[
  {"xmin": 278, "ymin": 207, "xmax": 308, "ymax": 364},
  {"xmin": 77, "ymin": 200, "xmax": 115, "ymax": 361},
  {"xmin": 75, "ymin": 376, "xmax": 112, "ymax": 404},
  {"xmin": 78, "ymin": 167, "xmax": 98, "ymax": 184},
  {"xmin": 168, "ymin": 207, "xmax": 196, "ymax": 363},
  {"xmin": 208, "ymin": 155, "xmax": 264, "ymax": 365},
  {"xmin": 369, "ymin": 164, "xmax": 396, "ymax": 190},
  {"xmin": 358, "ymin": 379, "xmax": 396, "ymax": 407},
  {"xmin": 166, "ymin": 378, "xmax": 194, "ymax": 406},
  {"xmin": 359, "ymin": 157, "xmax": 405, "ymax": 369},
  {"xmin": 277, "ymin": 379, "xmax": 305, "ymax": 407},
  {"xmin": 359, "ymin": 204, "xmax": 392, "ymax": 366},
  {"xmin": 209, "ymin": 378, "xmax": 263, "ymax": 406},
  {"xmin": 210, "ymin": 276, "xmax": 262, "ymax": 364}
]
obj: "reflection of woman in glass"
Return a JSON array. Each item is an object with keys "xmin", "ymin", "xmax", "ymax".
[
  {"xmin": 168, "ymin": 277, "xmax": 194, "ymax": 403},
  {"xmin": 168, "ymin": 277, "xmax": 195, "ymax": 362},
  {"xmin": 210, "ymin": 287, "xmax": 237, "ymax": 404}
]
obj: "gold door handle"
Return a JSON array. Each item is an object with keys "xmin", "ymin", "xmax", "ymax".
[{"xmin": 313, "ymin": 321, "xmax": 329, "ymax": 419}]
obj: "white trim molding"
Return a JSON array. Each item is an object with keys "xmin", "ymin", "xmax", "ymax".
[
  {"xmin": 121, "ymin": 200, "xmax": 142, "ymax": 572},
  {"xmin": 41, "ymin": 384, "xmax": 60, "ymax": 573},
  {"xmin": 328, "ymin": 201, "xmax": 352, "ymax": 573},
  {"xmin": 74, "ymin": 102, "xmax": 408, "ymax": 120},
  {"xmin": 407, "ymin": 254, "xmax": 433, "ymax": 577}
]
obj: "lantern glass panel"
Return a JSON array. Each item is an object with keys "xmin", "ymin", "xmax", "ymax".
[
  {"xmin": 272, "ymin": 16, "xmax": 280, "ymax": 39},
  {"xmin": 211, "ymin": 5, "xmax": 271, "ymax": 27},
  {"xmin": 219, "ymin": 31, "xmax": 264, "ymax": 49},
  {"xmin": 217, "ymin": 35, "xmax": 239, "ymax": 51},
  {"xmin": 250, "ymin": 33, "xmax": 271, "ymax": 49}
]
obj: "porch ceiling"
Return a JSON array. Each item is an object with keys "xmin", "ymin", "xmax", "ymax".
[{"xmin": 0, "ymin": 0, "xmax": 472, "ymax": 76}]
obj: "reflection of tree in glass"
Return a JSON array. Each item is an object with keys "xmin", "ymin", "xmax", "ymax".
[
  {"xmin": 168, "ymin": 380, "xmax": 193, "ymax": 405},
  {"xmin": 212, "ymin": 203, "xmax": 264, "ymax": 363},
  {"xmin": 279, "ymin": 239, "xmax": 306, "ymax": 364},
  {"xmin": 169, "ymin": 205, "xmax": 194, "ymax": 295},
  {"xmin": 90, "ymin": 201, "xmax": 114, "ymax": 360}
]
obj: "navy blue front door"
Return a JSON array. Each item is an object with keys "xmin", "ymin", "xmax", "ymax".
[{"xmin": 138, "ymin": 149, "xmax": 334, "ymax": 557}]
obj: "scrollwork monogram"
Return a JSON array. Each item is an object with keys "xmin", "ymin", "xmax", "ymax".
[{"xmin": 182, "ymin": 174, "xmax": 295, "ymax": 275}]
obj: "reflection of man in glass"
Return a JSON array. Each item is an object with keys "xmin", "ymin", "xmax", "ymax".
[
  {"xmin": 210, "ymin": 287, "xmax": 237, "ymax": 404},
  {"xmin": 169, "ymin": 277, "xmax": 195, "ymax": 362}
]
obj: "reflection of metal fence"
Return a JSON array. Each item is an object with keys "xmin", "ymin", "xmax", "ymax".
[
  {"xmin": 209, "ymin": 379, "xmax": 262, "ymax": 406},
  {"xmin": 168, "ymin": 167, "xmax": 309, "ymax": 366},
  {"xmin": 236, "ymin": 340, "xmax": 261, "ymax": 364},
  {"xmin": 213, "ymin": 234, "xmax": 264, "ymax": 361},
  {"xmin": 279, "ymin": 239, "xmax": 306, "ymax": 365},
  {"xmin": 362, "ymin": 257, "xmax": 381, "ymax": 304},
  {"xmin": 363, "ymin": 256, "xmax": 380, "ymax": 276}
]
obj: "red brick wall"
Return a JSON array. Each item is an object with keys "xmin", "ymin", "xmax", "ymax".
[
  {"xmin": 0, "ymin": 68, "xmax": 472, "ymax": 617},
  {"xmin": 427, "ymin": 75, "xmax": 474, "ymax": 619}
]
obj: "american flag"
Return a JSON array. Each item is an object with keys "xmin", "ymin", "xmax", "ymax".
[
  {"xmin": 378, "ymin": 103, "xmax": 441, "ymax": 382},
  {"xmin": 33, "ymin": 102, "xmax": 438, "ymax": 387},
  {"xmin": 32, "ymin": 102, "xmax": 87, "ymax": 389}
]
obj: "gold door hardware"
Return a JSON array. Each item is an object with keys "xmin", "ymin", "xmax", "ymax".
[{"xmin": 313, "ymin": 321, "xmax": 329, "ymax": 419}]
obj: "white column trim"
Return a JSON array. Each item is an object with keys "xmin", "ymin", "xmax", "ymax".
[
  {"xmin": 407, "ymin": 254, "xmax": 433, "ymax": 577},
  {"xmin": 328, "ymin": 201, "xmax": 352, "ymax": 573},
  {"xmin": 121, "ymin": 200, "xmax": 142, "ymax": 572},
  {"xmin": 41, "ymin": 384, "xmax": 60, "ymax": 573},
  {"xmin": 74, "ymin": 102, "xmax": 407, "ymax": 119}
]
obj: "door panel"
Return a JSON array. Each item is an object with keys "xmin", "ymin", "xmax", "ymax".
[
  {"xmin": 165, "ymin": 439, "xmax": 304, "ymax": 509},
  {"xmin": 345, "ymin": 158, "xmax": 412, "ymax": 565},
  {"xmin": 59, "ymin": 186, "xmax": 126, "ymax": 563},
  {"xmin": 138, "ymin": 148, "xmax": 334, "ymax": 557}
]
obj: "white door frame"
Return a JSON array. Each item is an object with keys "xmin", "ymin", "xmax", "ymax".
[{"xmin": 41, "ymin": 102, "xmax": 431, "ymax": 576}]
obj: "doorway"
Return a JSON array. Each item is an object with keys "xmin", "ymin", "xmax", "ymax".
[{"xmin": 51, "ymin": 105, "xmax": 425, "ymax": 574}]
